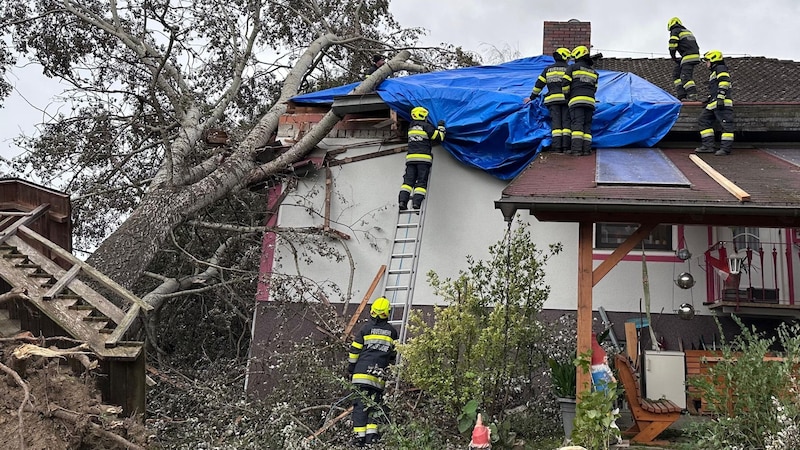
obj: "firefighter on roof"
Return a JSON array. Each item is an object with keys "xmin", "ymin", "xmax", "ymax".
[
  {"xmin": 668, "ymin": 17, "xmax": 701, "ymax": 101},
  {"xmin": 694, "ymin": 50, "xmax": 735, "ymax": 156},
  {"xmin": 564, "ymin": 45, "xmax": 598, "ymax": 156},
  {"xmin": 525, "ymin": 47, "xmax": 572, "ymax": 153},
  {"xmin": 348, "ymin": 297, "xmax": 398, "ymax": 447},
  {"xmin": 398, "ymin": 106, "xmax": 445, "ymax": 211}
]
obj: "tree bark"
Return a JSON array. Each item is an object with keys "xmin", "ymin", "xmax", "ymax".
[{"xmin": 88, "ymin": 49, "xmax": 411, "ymax": 293}]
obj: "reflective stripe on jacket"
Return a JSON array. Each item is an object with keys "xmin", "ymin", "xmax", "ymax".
[
  {"xmin": 532, "ymin": 61, "xmax": 569, "ymax": 105},
  {"xmin": 349, "ymin": 318, "xmax": 398, "ymax": 390},
  {"xmin": 565, "ymin": 59, "xmax": 598, "ymax": 109},
  {"xmin": 669, "ymin": 26, "xmax": 700, "ymax": 64},
  {"xmin": 706, "ymin": 61, "xmax": 733, "ymax": 109},
  {"xmin": 407, "ymin": 120, "xmax": 443, "ymax": 163}
]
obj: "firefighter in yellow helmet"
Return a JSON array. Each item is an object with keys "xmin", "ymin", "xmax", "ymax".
[
  {"xmin": 695, "ymin": 50, "xmax": 735, "ymax": 156},
  {"xmin": 399, "ymin": 106, "xmax": 446, "ymax": 211},
  {"xmin": 564, "ymin": 45, "xmax": 598, "ymax": 156},
  {"xmin": 524, "ymin": 47, "xmax": 572, "ymax": 153},
  {"xmin": 667, "ymin": 17, "xmax": 701, "ymax": 101},
  {"xmin": 347, "ymin": 297, "xmax": 398, "ymax": 447}
]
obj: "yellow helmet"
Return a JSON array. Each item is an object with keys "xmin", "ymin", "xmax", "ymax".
[
  {"xmin": 410, "ymin": 106, "xmax": 429, "ymax": 121},
  {"xmin": 703, "ymin": 50, "xmax": 724, "ymax": 63},
  {"xmin": 571, "ymin": 45, "xmax": 589, "ymax": 60},
  {"xmin": 554, "ymin": 47, "xmax": 572, "ymax": 61},
  {"xmin": 667, "ymin": 17, "xmax": 682, "ymax": 30},
  {"xmin": 370, "ymin": 297, "xmax": 391, "ymax": 319}
]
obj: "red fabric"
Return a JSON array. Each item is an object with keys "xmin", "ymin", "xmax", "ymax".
[
  {"xmin": 469, "ymin": 415, "xmax": 491, "ymax": 447},
  {"xmin": 591, "ymin": 334, "xmax": 606, "ymax": 365}
]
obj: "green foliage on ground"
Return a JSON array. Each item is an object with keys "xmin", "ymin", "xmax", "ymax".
[
  {"xmin": 399, "ymin": 220, "xmax": 564, "ymax": 446},
  {"xmin": 680, "ymin": 315, "xmax": 800, "ymax": 449}
]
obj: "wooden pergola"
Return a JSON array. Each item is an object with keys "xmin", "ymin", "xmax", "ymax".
[{"xmin": 495, "ymin": 147, "xmax": 800, "ymax": 396}]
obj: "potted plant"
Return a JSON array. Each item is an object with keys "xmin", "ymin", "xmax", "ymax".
[{"xmin": 548, "ymin": 353, "xmax": 577, "ymax": 439}]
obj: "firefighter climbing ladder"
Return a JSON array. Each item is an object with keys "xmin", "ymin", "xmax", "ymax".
[{"xmin": 382, "ymin": 202, "xmax": 428, "ymax": 345}]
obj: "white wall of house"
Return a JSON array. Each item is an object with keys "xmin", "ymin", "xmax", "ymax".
[{"xmin": 272, "ymin": 136, "xmax": 790, "ymax": 317}]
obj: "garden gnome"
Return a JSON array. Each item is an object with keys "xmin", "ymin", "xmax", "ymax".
[{"xmin": 468, "ymin": 414, "xmax": 491, "ymax": 449}]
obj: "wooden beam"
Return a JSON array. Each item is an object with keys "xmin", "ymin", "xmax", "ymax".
[
  {"xmin": 592, "ymin": 223, "xmax": 657, "ymax": 286},
  {"xmin": 342, "ymin": 265, "xmax": 386, "ymax": 340},
  {"xmin": 576, "ymin": 222, "xmax": 594, "ymax": 401},
  {"xmin": 689, "ymin": 154, "xmax": 751, "ymax": 202},
  {"xmin": 625, "ymin": 321, "xmax": 639, "ymax": 363},
  {"xmin": 0, "ymin": 203, "xmax": 50, "ymax": 245},
  {"xmin": 43, "ymin": 264, "xmax": 81, "ymax": 300}
]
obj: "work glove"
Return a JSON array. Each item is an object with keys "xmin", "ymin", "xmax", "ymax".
[
  {"xmin": 437, "ymin": 119, "xmax": 445, "ymax": 127},
  {"xmin": 716, "ymin": 98, "xmax": 725, "ymax": 109},
  {"xmin": 347, "ymin": 362, "xmax": 355, "ymax": 376}
]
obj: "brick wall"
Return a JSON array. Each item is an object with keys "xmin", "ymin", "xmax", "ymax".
[{"xmin": 543, "ymin": 20, "xmax": 591, "ymax": 56}]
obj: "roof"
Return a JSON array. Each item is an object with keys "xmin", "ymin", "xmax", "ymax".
[
  {"xmin": 596, "ymin": 57, "xmax": 800, "ymax": 104},
  {"xmin": 292, "ymin": 56, "xmax": 681, "ymax": 180},
  {"xmin": 497, "ymin": 147, "xmax": 800, "ymax": 227}
]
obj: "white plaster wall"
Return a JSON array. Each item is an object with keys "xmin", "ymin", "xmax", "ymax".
[{"xmin": 273, "ymin": 138, "xmax": 726, "ymax": 317}]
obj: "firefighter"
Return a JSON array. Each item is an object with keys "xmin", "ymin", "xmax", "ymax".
[
  {"xmin": 524, "ymin": 47, "xmax": 572, "ymax": 153},
  {"xmin": 564, "ymin": 45, "xmax": 598, "ymax": 156},
  {"xmin": 348, "ymin": 297, "xmax": 398, "ymax": 447},
  {"xmin": 365, "ymin": 54, "xmax": 385, "ymax": 78},
  {"xmin": 667, "ymin": 17, "xmax": 701, "ymax": 101},
  {"xmin": 694, "ymin": 50, "xmax": 735, "ymax": 156},
  {"xmin": 399, "ymin": 106, "xmax": 445, "ymax": 211}
]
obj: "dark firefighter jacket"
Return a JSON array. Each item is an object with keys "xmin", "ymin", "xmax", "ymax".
[
  {"xmin": 531, "ymin": 60, "xmax": 569, "ymax": 105},
  {"xmin": 564, "ymin": 58, "xmax": 598, "ymax": 109},
  {"xmin": 705, "ymin": 61, "xmax": 733, "ymax": 110},
  {"xmin": 406, "ymin": 120, "xmax": 444, "ymax": 164},
  {"xmin": 668, "ymin": 26, "xmax": 701, "ymax": 64},
  {"xmin": 348, "ymin": 317, "xmax": 398, "ymax": 390}
]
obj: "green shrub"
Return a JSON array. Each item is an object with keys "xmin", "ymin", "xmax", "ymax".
[
  {"xmin": 683, "ymin": 316, "xmax": 800, "ymax": 449},
  {"xmin": 399, "ymin": 220, "xmax": 563, "ymax": 446}
]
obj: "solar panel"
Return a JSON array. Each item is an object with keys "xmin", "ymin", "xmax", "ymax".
[
  {"xmin": 764, "ymin": 149, "xmax": 800, "ymax": 168},
  {"xmin": 596, "ymin": 148, "xmax": 690, "ymax": 187}
]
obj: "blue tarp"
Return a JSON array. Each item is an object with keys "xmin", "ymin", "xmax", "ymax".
[{"xmin": 291, "ymin": 56, "xmax": 681, "ymax": 180}]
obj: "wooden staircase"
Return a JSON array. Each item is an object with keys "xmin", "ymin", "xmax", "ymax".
[{"xmin": 0, "ymin": 205, "xmax": 150, "ymax": 415}]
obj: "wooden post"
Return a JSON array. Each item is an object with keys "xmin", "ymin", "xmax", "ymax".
[{"xmin": 576, "ymin": 222, "xmax": 593, "ymax": 400}]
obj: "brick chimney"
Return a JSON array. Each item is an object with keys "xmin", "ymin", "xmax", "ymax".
[{"xmin": 542, "ymin": 20, "xmax": 591, "ymax": 56}]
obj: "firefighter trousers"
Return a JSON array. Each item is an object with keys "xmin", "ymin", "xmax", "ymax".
[
  {"xmin": 399, "ymin": 161, "xmax": 431, "ymax": 208},
  {"xmin": 547, "ymin": 103, "xmax": 571, "ymax": 152}
]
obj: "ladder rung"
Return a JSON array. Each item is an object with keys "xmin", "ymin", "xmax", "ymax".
[
  {"xmin": 384, "ymin": 286, "xmax": 409, "ymax": 292},
  {"xmin": 396, "ymin": 223, "xmax": 419, "ymax": 229},
  {"xmin": 391, "ymin": 253, "xmax": 415, "ymax": 258},
  {"xmin": 388, "ymin": 269, "xmax": 412, "ymax": 274},
  {"xmin": 394, "ymin": 238, "xmax": 418, "ymax": 244}
]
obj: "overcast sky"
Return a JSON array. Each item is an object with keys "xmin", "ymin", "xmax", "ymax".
[{"xmin": 2, "ymin": 0, "xmax": 799, "ymax": 161}]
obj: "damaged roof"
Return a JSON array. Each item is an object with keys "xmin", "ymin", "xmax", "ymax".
[{"xmin": 497, "ymin": 148, "xmax": 800, "ymax": 227}]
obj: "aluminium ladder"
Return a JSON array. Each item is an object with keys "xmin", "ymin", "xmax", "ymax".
[{"xmin": 382, "ymin": 202, "xmax": 429, "ymax": 345}]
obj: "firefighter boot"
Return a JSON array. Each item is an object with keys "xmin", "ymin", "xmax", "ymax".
[
  {"xmin": 694, "ymin": 137, "xmax": 716, "ymax": 154},
  {"xmin": 715, "ymin": 140, "xmax": 733, "ymax": 156},
  {"xmin": 581, "ymin": 140, "xmax": 592, "ymax": 156},
  {"xmin": 350, "ymin": 436, "xmax": 366, "ymax": 448},
  {"xmin": 566, "ymin": 139, "xmax": 582, "ymax": 156},
  {"xmin": 398, "ymin": 191, "xmax": 410, "ymax": 211}
]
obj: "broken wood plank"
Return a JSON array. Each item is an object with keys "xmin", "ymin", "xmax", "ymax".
[
  {"xmin": 43, "ymin": 264, "xmax": 82, "ymax": 300},
  {"xmin": 16, "ymin": 226, "xmax": 153, "ymax": 311},
  {"xmin": 689, "ymin": 154, "xmax": 751, "ymax": 202}
]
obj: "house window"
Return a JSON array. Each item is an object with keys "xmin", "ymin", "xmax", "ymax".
[
  {"xmin": 595, "ymin": 223, "xmax": 673, "ymax": 251},
  {"xmin": 731, "ymin": 227, "xmax": 760, "ymax": 251}
]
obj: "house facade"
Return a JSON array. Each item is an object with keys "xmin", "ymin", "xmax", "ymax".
[{"xmin": 245, "ymin": 20, "xmax": 800, "ymax": 394}]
